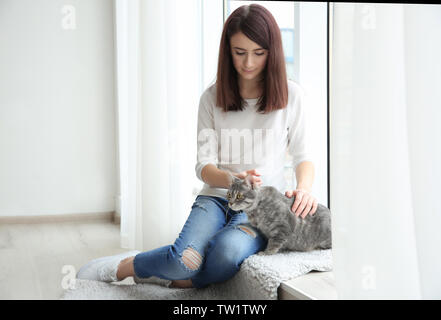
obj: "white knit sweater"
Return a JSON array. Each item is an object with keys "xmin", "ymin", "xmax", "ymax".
[{"xmin": 195, "ymin": 80, "xmax": 312, "ymax": 198}]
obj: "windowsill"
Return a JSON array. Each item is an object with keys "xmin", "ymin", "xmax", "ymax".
[{"xmin": 278, "ymin": 271, "xmax": 338, "ymax": 300}]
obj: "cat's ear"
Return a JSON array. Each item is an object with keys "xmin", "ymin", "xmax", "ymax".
[
  {"xmin": 244, "ymin": 175, "xmax": 253, "ymax": 188},
  {"xmin": 228, "ymin": 172, "xmax": 241, "ymax": 186}
]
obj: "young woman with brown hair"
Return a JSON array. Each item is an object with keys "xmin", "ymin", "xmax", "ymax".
[{"xmin": 77, "ymin": 4, "xmax": 317, "ymax": 289}]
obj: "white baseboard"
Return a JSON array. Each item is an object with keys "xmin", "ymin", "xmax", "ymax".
[{"xmin": 0, "ymin": 211, "xmax": 116, "ymax": 224}]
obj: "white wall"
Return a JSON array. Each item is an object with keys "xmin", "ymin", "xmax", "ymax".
[{"xmin": 0, "ymin": 0, "xmax": 117, "ymax": 216}]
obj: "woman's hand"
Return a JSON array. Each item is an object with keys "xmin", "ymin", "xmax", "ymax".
[
  {"xmin": 233, "ymin": 169, "xmax": 262, "ymax": 188},
  {"xmin": 285, "ymin": 189, "xmax": 318, "ymax": 219}
]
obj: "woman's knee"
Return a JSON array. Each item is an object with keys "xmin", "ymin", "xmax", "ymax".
[{"xmin": 207, "ymin": 226, "xmax": 263, "ymax": 267}]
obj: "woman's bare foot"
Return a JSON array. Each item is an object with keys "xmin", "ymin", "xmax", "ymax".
[
  {"xmin": 116, "ymin": 256, "xmax": 136, "ymax": 281},
  {"xmin": 170, "ymin": 279, "xmax": 193, "ymax": 288},
  {"xmin": 116, "ymin": 256, "xmax": 193, "ymax": 288}
]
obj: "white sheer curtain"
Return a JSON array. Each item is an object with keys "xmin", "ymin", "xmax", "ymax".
[
  {"xmin": 114, "ymin": 0, "xmax": 202, "ymax": 251},
  {"xmin": 331, "ymin": 3, "xmax": 441, "ymax": 299}
]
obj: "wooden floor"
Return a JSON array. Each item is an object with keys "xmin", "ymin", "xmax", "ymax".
[
  {"xmin": 0, "ymin": 219, "xmax": 334, "ymax": 300},
  {"xmin": 0, "ymin": 220, "xmax": 127, "ymax": 300}
]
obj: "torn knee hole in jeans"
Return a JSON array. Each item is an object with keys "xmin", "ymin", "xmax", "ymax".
[
  {"xmin": 237, "ymin": 225, "xmax": 257, "ymax": 238},
  {"xmin": 182, "ymin": 247, "xmax": 202, "ymax": 271}
]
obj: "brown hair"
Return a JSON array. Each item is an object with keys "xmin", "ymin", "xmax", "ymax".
[{"xmin": 216, "ymin": 4, "xmax": 288, "ymax": 114}]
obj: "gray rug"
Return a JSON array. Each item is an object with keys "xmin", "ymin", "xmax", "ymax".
[{"xmin": 60, "ymin": 249, "xmax": 332, "ymax": 300}]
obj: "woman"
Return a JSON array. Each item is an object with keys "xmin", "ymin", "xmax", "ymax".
[{"xmin": 77, "ymin": 4, "xmax": 318, "ymax": 289}]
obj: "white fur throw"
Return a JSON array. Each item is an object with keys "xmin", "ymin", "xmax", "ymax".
[{"xmin": 60, "ymin": 249, "xmax": 332, "ymax": 300}]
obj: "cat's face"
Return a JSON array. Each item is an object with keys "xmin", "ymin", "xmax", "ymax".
[{"xmin": 227, "ymin": 175, "xmax": 258, "ymax": 211}]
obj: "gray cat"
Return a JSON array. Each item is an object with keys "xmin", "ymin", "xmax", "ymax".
[{"xmin": 227, "ymin": 174, "xmax": 332, "ymax": 255}]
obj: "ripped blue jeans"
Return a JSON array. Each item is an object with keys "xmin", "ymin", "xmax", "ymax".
[{"xmin": 132, "ymin": 195, "xmax": 267, "ymax": 288}]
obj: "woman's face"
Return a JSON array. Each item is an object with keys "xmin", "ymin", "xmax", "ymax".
[{"xmin": 230, "ymin": 31, "xmax": 268, "ymax": 82}]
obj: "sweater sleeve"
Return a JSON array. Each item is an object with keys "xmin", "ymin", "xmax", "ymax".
[
  {"xmin": 195, "ymin": 91, "xmax": 218, "ymax": 182},
  {"xmin": 287, "ymin": 85, "xmax": 313, "ymax": 171}
]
